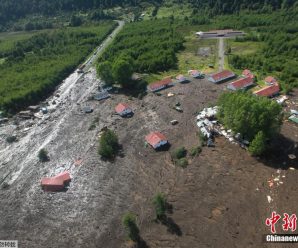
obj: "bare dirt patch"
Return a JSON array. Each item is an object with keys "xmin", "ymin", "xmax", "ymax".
[{"xmin": 0, "ymin": 71, "xmax": 297, "ymax": 248}]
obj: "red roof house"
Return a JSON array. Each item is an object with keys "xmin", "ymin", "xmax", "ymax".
[
  {"xmin": 41, "ymin": 171, "xmax": 71, "ymax": 192},
  {"xmin": 208, "ymin": 70, "xmax": 236, "ymax": 83},
  {"xmin": 264, "ymin": 76, "xmax": 277, "ymax": 85},
  {"xmin": 242, "ymin": 69, "xmax": 255, "ymax": 79},
  {"xmin": 254, "ymin": 84, "xmax": 280, "ymax": 97},
  {"xmin": 227, "ymin": 77, "xmax": 254, "ymax": 91},
  {"xmin": 145, "ymin": 132, "xmax": 168, "ymax": 149},
  {"xmin": 188, "ymin": 70, "xmax": 202, "ymax": 78},
  {"xmin": 115, "ymin": 103, "xmax": 133, "ymax": 117},
  {"xmin": 147, "ymin": 77, "xmax": 173, "ymax": 92},
  {"xmin": 176, "ymin": 74, "xmax": 188, "ymax": 83}
]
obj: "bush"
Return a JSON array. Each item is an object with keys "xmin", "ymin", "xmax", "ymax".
[
  {"xmin": 177, "ymin": 158, "xmax": 188, "ymax": 168},
  {"xmin": 152, "ymin": 193, "xmax": 166, "ymax": 220},
  {"xmin": 198, "ymin": 131, "xmax": 207, "ymax": 146},
  {"xmin": 122, "ymin": 213, "xmax": 139, "ymax": 242},
  {"xmin": 190, "ymin": 146, "xmax": 202, "ymax": 157},
  {"xmin": 248, "ymin": 131, "xmax": 266, "ymax": 156},
  {"xmin": 6, "ymin": 135, "xmax": 17, "ymax": 143},
  {"xmin": 98, "ymin": 129, "xmax": 119, "ymax": 159},
  {"xmin": 38, "ymin": 149, "xmax": 49, "ymax": 162},
  {"xmin": 172, "ymin": 147, "xmax": 187, "ymax": 160}
]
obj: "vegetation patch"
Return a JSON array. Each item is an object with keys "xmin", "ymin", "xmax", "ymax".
[
  {"xmin": 0, "ymin": 22, "xmax": 116, "ymax": 113},
  {"xmin": 98, "ymin": 18, "xmax": 184, "ymax": 82},
  {"xmin": 98, "ymin": 129, "xmax": 119, "ymax": 159},
  {"xmin": 217, "ymin": 91, "xmax": 283, "ymax": 156}
]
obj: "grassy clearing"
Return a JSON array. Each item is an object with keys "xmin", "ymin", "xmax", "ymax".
[
  {"xmin": 227, "ymin": 39, "xmax": 262, "ymax": 56},
  {"xmin": 156, "ymin": 4, "xmax": 192, "ymax": 19},
  {"xmin": 145, "ymin": 31, "xmax": 218, "ymax": 83},
  {"xmin": 0, "ymin": 31, "xmax": 42, "ymax": 54}
]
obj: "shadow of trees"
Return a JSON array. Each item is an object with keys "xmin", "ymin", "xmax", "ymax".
[{"xmin": 259, "ymin": 134, "xmax": 298, "ymax": 170}]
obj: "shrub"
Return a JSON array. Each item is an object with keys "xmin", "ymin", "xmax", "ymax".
[
  {"xmin": 152, "ymin": 193, "xmax": 166, "ymax": 220},
  {"xmin": 6, "ymin": 135, "xmax": 17, "ymax": 143},
  {"xmin": 177, "ymin": 158, "xmax": 188, "ymax": 168},
  {"xmin": 122, "ymin": 213, "xmax": 139, "ymax": 242},
  {"xmin": 38, "ymin": 149, "xmax": 49, "ymax": 162},
  {"xmin": 172, "ymin": 147, "xmax": 187, "ymax": 160},
  {"xmin": 190, "ymin": 146, "xmax": 202, "ymax": 157},
  {"xmin": 98, "ymin": 129, "xmax": 119, "ymax": 159}
]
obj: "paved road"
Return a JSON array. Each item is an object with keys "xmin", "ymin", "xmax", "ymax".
[
  {"xmin": 218, "ymin": 38, "xmax": 225, "ymax": 71},
  {"xmin": 84, "ymin": 20, "xmax": 125, "ymax": 72}
]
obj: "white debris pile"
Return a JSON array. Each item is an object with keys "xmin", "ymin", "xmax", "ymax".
[
  {"xmin": 196, "ymin": 106, "xmax": 249, "ymax": 147},
  {"xmin": 276, "ymin": 95, "xmax": 288, "ymax": 105},
  {"xmin": 196, "ymin": 106, "xmax": 218, "ymax": 138}
]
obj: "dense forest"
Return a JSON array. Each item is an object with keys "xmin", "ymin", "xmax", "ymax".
[
  {"xmin": 0, "ymin": 22, "xmax": 116, "ymax": 113},
  {"xmin": 0, "ymin": 0, "xmax": 297, "ymax": 29},
  {"xmin": 98, "ymin": 18, "xmax": 184, "ymax": 74}
]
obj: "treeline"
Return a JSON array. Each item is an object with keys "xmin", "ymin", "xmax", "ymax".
[
  {"xmin": 0, "ymin": 22, "xmax": 116, "ymax": 113},
  {"xmin": 222, "ymin": 11, "xmax": 298, "ymax": 91},
  {"xmin": 186, "ymin": 0, "xmax": 297, "ymax": 15},
  {"xmin": 98, "ymin": 18, "xmax": 184, "ymax": 74},
  {"xmin": 0, "ymin": 0, "xmax": 162, "ymax": 28}
]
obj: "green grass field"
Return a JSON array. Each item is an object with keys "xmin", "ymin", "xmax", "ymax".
[{"xmin": 0, "ymin": 31, "xmax": 42, "ymax": 54}]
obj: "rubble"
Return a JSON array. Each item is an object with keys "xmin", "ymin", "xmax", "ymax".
[{"xmin": 196, "ymin": 106, "xmax": 249, "ymax": 148}]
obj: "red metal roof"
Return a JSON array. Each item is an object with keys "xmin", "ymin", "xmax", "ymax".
[
  {"xmin": 115, "ymin": 103, "xmax": 131, "ymax": 114},
  {"xmin": 242, "ymin": 69, "xmax": 255, "ymax": 79},
  {"xmin": 229, "ymin": 77, "xmax": 254, "ymax": 89},
  {"xmin": 254, "ymin": 84, "xmax": 280, "ymax": 97},
  {"xmin": 265, "ymin": 76, "xmax": 277, "ymax": 84},
  {"xmin": 53, "ymin": 171, "xmax": 71, "ymax": 183},
  {"xmin": 210, "ymin": 70, "xmax": 235, "ymax": 82},
  {"xmin": 148, "ymin": 77, "xmax": 172, "ymax": 91},
  {"xmin": 145, "ymin": 132, "xmax": 167, "ymax": 147},
  {"xmin": 41, "ymin": 171, "xmax": 71, "ymax": 191},
  {"xmin": 176, "ymin": 74, "xmax": 185, "ymax": 80}
]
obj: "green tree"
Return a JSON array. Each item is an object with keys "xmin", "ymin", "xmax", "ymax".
[
  {"xmin": 98, "ymin": 129, "xmax": 119, "ymax": 159},
  {"xmin": 217, "ymin": 92, "xmax": 282, "ymax": 155},
  {"xmin": 152, "ymin": 193, "xmax": 166, "ymax": 220},
  {"xmin": 112, "ymin": 57, "xmax": 133, "ymax": 88},
  {"xmin": 70, "ymin": 15, "xmax": 82, "ymax": 27},
  {"xmin": 38, "ymin": 148, "xmax": 49, "ymax": 162},
  {"xmin": 122, "ymin": 213, "xmax": 139, "ymax": 242},
  {"xmin": 97, "ymin": 61, "xmax": 114, "ymax": 86},
  {"xmin": 248, "ymin": 131, "xmax": 266, "ymax": 156}
]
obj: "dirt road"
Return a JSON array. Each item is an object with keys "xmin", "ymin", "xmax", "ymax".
[{"xmin": 218, "ymin": 38, "xmax": 225, "ymax": 71}]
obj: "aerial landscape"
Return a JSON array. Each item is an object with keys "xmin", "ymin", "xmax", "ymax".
[{"xmin": 0, "ymin": 0, "xmax": 298, "ymax": 247}]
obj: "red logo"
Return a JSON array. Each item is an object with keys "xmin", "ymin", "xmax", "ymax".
[{"xmin": 266, "ymin": 212, "xmax": 297, "ymax": 233}]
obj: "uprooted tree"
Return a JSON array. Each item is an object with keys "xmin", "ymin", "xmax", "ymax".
[{"xmin": 217, "ymin": 91, "xmax": 283, "ymax": 156}]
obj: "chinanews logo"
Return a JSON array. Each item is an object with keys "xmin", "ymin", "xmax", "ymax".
[{"xmin": 265, "ymin": 211, "xmax": 298, "ymax": 243}]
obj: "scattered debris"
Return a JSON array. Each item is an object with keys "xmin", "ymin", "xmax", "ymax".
[
  {"xmin": 94, "ymin": 91, "xmax": 110, "ymax": 101},
  {"xmin": 167, "ymin": 92, "xmax": 175, "ymax": 97},
  {"xmin": 267, "ymin": 195, "xmax": 273, "ymax": 204},
  {"xmin": 83, "ymin": 106, "xmax": 93, "ymax": 113},
  {"xmin": 276, "ymin": 95, "xmax": 289, "ymax": 105},
  {"xmin": 41, "ymin": 107, "xmax": 48, "ymax": 114},
  {"xmin": 170, "ymin": 120, "xmax": 179, "ymax": 125},
  {"xmin": 175, "ymin": 106, "xmax": 183, "ymax": 113},
  {"xmin": 289, "ymin": 167, "xmax": 295, "ymax": 171},
  {"xmin": 288, "ymin": 154, "xmax": 296, "ymax": 160}
]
